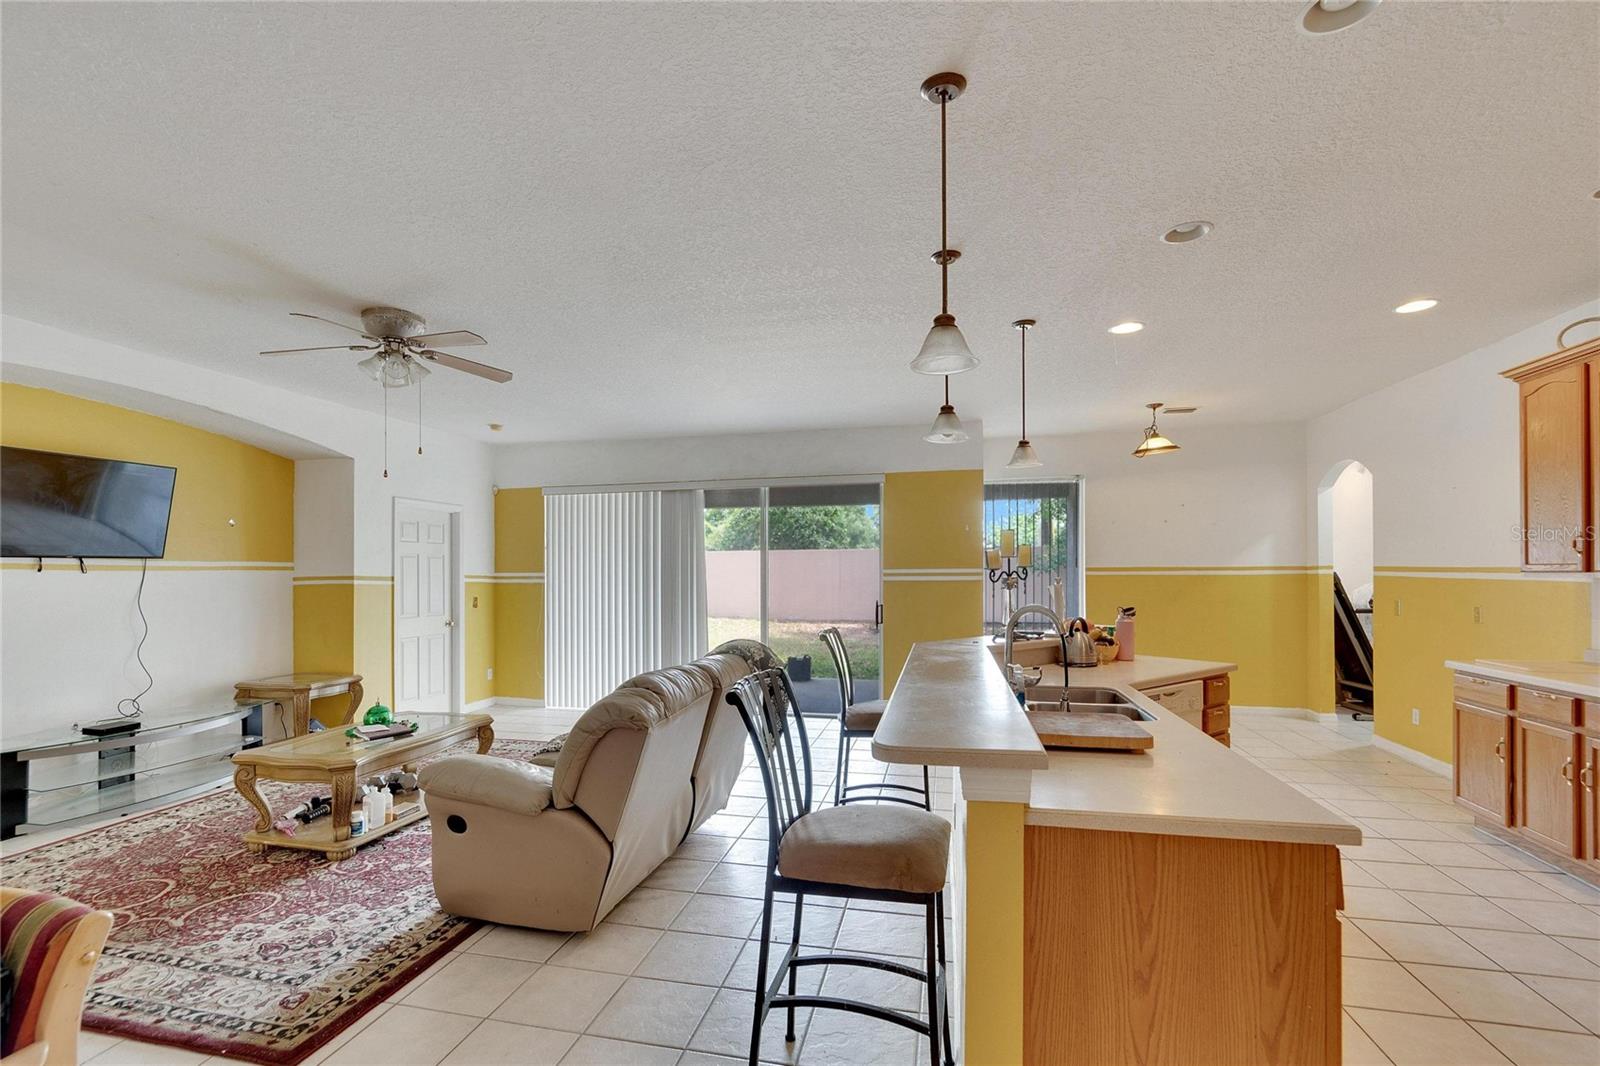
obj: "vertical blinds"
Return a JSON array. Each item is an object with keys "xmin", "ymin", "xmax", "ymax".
[{"xmin": 544, "ymin": 490, "xmax": 707, "ymax": 709}]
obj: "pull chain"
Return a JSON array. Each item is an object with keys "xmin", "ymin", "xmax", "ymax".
[
  {"xmin": 382, "ymin": 379, "xmax": 389, "ymax": 479},
  {"xmin": 417, "ymin": 371, "xmax": 424, "ymax": 455}
]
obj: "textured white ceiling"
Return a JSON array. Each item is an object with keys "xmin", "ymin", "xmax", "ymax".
[{"xmin": 3, "ymin": 2, "xmax": 1596, "ymax": 445}]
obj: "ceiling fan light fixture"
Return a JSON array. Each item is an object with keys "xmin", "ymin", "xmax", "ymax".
[{"xmin": 357, "ymin": 353, "xmax": 385, "ymax": 380}]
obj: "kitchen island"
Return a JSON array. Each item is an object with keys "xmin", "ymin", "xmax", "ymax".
[{"xmin": 875, "ymin": 638, "xmax": 1359, "ymax": 1066}]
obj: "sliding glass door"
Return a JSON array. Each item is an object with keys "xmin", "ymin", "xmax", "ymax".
[{"xmin": 705, "ymin": 482, "xmax": 881, "ymax": 716}]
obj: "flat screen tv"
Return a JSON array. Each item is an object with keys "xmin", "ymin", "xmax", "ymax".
[{"xmin": 1, "ymin": 446, "xmax": 177, "ymax": 559}]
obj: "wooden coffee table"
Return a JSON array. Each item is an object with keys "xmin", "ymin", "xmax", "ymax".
[{"xmin": 231, "ymin": 713, "xmax": 494, "ymax": 861}]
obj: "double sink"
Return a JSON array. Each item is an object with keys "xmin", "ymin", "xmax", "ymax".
[{"xmin": 1024, "ymin": 685, "xmax": 1156, "ymax": 722}]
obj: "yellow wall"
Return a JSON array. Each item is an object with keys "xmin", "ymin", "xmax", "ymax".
[
  {"xmin": 0, "ymin": 383, "xmax": 293, "ymax": 563},
  {"xmin": 466, "ymin": 580, "xmax": 496, "ymax": 705},
  {"xmin": 963, "ymin": 800, "xmax": 1027, "ymax": 1066},
  {"xmin": 1307, "ymin": 571, "xmax": 1338, "ymax": 714},
  {"xmin": 486, "ymin": 487, "xmax": 545, "ymax": 700},
  {"xmin": 1371, "ymin": 570, "xmax": 1592, "ymax": 763},
  {"xmin": 290, "ymin": 578, "xmax": 392, "ymax": 723},
  {"xmin": 881, "ymin": 470, "xmax": 984, "ymax": 694},
  {"xmin": 1085, "ymin": 568, "xmax": 1313, "ymax": 708}
]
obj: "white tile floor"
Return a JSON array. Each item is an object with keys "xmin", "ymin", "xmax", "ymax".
[{"xmin": 70, "ymin": 706, "xmax": 1600, "ymax": 1066}]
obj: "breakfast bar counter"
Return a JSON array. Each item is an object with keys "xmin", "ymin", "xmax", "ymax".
[{"xmin": 879, "ymin": 638, "xmax": 1357, "ymax": 1066}]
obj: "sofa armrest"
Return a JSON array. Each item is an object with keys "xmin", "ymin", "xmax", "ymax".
[{"xmin": 420, "ymin": 756, "xmax": 554, "ymax": 816}]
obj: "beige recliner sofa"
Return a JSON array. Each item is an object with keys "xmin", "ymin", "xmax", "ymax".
[{"xmin": 419, "ymin": 654, "xmax": 749, "ymax": 930}]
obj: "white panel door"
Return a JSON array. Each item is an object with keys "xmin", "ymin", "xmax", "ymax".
[{"xmin": 395, "ymin": 504, "xmax": 454, "ymax": 713}]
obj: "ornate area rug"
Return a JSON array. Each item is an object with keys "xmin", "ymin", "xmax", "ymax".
[{"xmin": 0, "ymin": 737, "xmax": 539, "ymax": 1065}]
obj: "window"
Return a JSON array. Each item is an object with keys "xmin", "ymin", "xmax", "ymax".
[{"xmin": 983, "ymin": 479, "xmax": 1083, "ymax": 633}]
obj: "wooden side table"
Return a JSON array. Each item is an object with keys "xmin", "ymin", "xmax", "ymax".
[{"xmin": 234, "ymin": 673, "xmax": 364, "ymax": 738}]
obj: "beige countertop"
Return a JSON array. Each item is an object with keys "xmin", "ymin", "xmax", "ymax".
[
  {"xmin": 1445, "ymin": 659, "xmax": 1600, "ymax": 700},
  {"xmin": 1027, "ymin": 654, "xmax": 1238, "ymax": 690},
  {"xmin": 877, "ymin": 637, "xmax": 1360, "ymax": 846},
  {"xmin": 871, "ymin": 639, "xmax": 1050, "ymax": 770}
]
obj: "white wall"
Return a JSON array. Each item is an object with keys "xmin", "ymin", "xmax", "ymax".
[
  {"xmin": 1330, "ymin": 462, "xmax": 1374, "ymax": 601},
  {"xmin": 1306, "ymin": 300, "xmax": 1600, "ymax": 570},
  {"xmin": 494, "ymin": 422, "xmax": 984, "ymax": 489},
  {"xmin": 0, "ymin": 568, "xmax": 291, "ymax": 736},
  {"xmin": 984, "ymin": 422, "xmax": 1310, "ymax": 568}
]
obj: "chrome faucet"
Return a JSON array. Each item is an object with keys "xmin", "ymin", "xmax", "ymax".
[{"xmin": 1003, "ymin": 603, "xmax": 1070, "ymax": 698}]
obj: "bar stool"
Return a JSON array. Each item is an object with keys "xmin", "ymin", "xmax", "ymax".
[
  {"xmin": 725, "ymin": 668, "xmax": 954, "ymax": 1066},
  {"xmin": 819, "ymin": 627, "xmax": 931, "ymax": 809}
]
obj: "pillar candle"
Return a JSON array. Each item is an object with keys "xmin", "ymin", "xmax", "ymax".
[{"xmin": 1000, "ymin": 529, "xmax": 1016, "ymax": 557}]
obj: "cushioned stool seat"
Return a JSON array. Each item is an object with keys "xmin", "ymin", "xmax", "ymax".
[
  {"xmin": 842, "ymin": 699, "xmax": 887, "ymax": 731},
  {"xmin": 778, "ymin": 804, "xmax": 949, "ymax": 894}
]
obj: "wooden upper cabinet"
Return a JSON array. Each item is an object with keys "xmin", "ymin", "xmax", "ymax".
[{"xmin": 1504, "ymin": 337, "xmax": 1598, "ymax": 573}]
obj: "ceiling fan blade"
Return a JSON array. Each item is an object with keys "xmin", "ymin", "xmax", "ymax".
[
  {"xmin": 259, "ymin": 344, "xmax": 376, "ymax": 355},
  {"xmin": 409, "ymin": 329, "xmax": 486, "ymax": 348},
  {"xmin": 417, "ymin": 349, "xmax": 513, "ymax": 383},
  {"xmin": 289, "ymin": 312, "xmax": 379, "ymax": 339}
]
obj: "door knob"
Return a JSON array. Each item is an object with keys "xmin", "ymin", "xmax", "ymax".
[{"xmin": 443, "ymin": 618, "xmax": 455, "ymax": 628}]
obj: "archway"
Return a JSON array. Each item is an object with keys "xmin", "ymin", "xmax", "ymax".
[{"xmin": 1316, "ymin": 461, "xmax": 1374, "ymax": 720}]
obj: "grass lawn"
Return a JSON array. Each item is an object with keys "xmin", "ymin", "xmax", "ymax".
[{"xmin": 708, "ymin": 617, "xmax": 881, "ymax": 679}]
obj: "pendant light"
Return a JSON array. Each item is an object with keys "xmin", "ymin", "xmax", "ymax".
[
  {"xmin": 924, "ymin": 375, "xmax": 968, "ymax": 443},
  {"xmin": 1006, "ymin": 319, "xmax": 1042, "ymax": 467},
  {"xmin": 1132, "ymin": 402, "xmax": 1181, "ymax": 458},
  {"xmin": 910, "ymin": 73, "xmax": 979, "ymax": 376}
]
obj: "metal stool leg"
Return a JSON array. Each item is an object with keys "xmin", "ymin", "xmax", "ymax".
[
  {"xmin": 838, "ymin": 734, "xmax": 852, "ymax": 807},
  {"xmin": 922, "ymin": 764, "xmax": 932, "ymax": 811},
  {"xmin": 937, "ymin": 890, "xmax": 953, "ymax": 1066},
  {"xmin": 751, "ymin": 886, "xmax": 775, "ymax": 1066},
  {"xmin": 925, "ymin": 898, "xmax": 942, "ymax": 1066},
  {"xmin": 786, "ymin": 893, "xmax": 803, "ymax": 1040}
]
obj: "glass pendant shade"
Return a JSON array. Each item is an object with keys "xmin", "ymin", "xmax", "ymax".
[
  {"xmin": 924, "ymin": 403, "xmax": 968, "ymax": 443},
  {"xmin": 911, "ymin": 314, "xmax": 979, "ymax": 375},
  {"xmin": 1007, "ymin": 439, "xmax": 1042, "ymax": 468},
  {"xmin": 1132, "ymin": 429, "xmax": 1180, "ymax": 458},
  {"xmin": 358, "ymin": 353, "xmax": 386, "ymax": 381}
]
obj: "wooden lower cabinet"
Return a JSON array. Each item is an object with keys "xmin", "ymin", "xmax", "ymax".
[
  {"xmin": 1582, "ymin": 734, "xmax": 1600, "ymax": 869},
  {"xmin": 1512, "ymin": 717, "xmax": 1582, "ymax": 857},
  {"xmin": 1140, "ymin": 674, "xmax": 1232, "ymax": 745},
  {"xmin": 1454, "ymin": 702, "xmax": 1511, "ymax": 825},
  {"xmin": 1023, "ymin": 827, "xmax": 1341, "ymax": 1065}
]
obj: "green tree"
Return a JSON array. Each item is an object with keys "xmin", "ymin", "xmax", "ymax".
[{"xmin": 706, "ymin": 505, "xmax": 878, "ymax": 551}]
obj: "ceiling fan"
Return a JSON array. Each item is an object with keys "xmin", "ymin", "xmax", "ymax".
[{"xmin": 259, "ymin": 306, "xmax": 513, "ymax": 385}]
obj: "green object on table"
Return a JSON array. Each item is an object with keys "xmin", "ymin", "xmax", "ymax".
[{"xmin": 362, "ymin": 701, "xmax": 392, "ymax": 726}]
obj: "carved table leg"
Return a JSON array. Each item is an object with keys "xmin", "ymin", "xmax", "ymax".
[
  {"xmin": 293, "ymin": 692, "xmax": 312, "ymax": 737},
  {"xmin": 233, "ymin": 765, "xmax": 272, "ymax": 834},
  {"xmin": 343, "ymin": 679, "xmax": 364, "ymax": 726},
  {"xmin": 476, "ymin": 723, "xmax": 495, "ymax": 754},
  {"xmin": 330, "ymin": 770, "xmax": 355, "ymax": 844}
]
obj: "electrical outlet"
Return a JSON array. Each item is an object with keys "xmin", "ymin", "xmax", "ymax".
[
  {"xmin": 1473, "ymin": 605, "xmax": 1482, "ymax": 624},
  {"xmin": 1411, "ymin": 708, "xmax": 1421, "ymax": 726},
  {"xmin": 472, "ymin": 595, "xmax": 480, "ymax": 608},
  {"xmin": 486, "ymin": 667, "xmax": 494, "ymax": 681}
]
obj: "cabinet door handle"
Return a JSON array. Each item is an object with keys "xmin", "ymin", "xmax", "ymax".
[
  {"xmin": 1560, "ymin": 757, "xmax": 1575, "ymax": 785},
  {"xmin": 1581, "ymin": 761, "xmax": 1596, "ymax": 789},
  {"xmin": 1573, "ymin": 536, "xmax": 1586, "ymax": 555},
  {"xmin": 1494, "ymin": 739, "xmax": 1505, "ymax": 761}
]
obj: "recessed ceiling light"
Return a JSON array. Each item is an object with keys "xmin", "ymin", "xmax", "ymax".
[
  {"xmin": 1108, "ymin": 321, "xmax": 1144, "ymax": 335},
  {"xmin": 1162, "ymin": 221, "xmax": 1213, "ymax": 244},
  {"xmin": 1394, "ymin": 299, "xmax": 1438, "ymax": 314},
  {"xmin": 488, "ymin": 422, "xmax": 504, "ymax": 431},
  {"xmin": 1301, "ymin": 0, "xmax": 1381, "ymax": 34}
]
